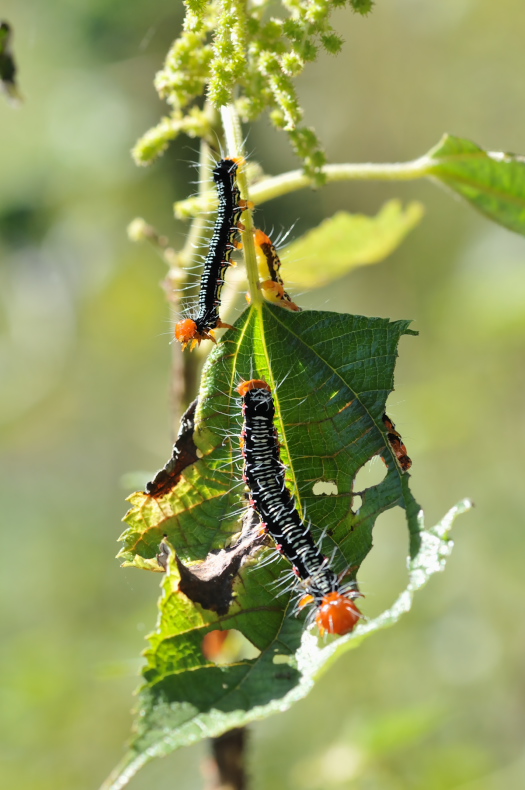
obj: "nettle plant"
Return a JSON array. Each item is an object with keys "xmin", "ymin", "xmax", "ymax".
[{"xmin": 103, "ymin": 1, "xmax": 525, "ymax": 787}]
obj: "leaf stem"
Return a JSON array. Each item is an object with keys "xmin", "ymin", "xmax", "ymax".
[
  {"xmin": 250, "ymin": 157, "xmax": 433, "ymax": 204},
  {"xmin": 174, "ymin": 156, "xmax": 433, "ymax": 218},
  {"xmin": 179, "ymin": 142, "xmax": 212, "ymax": 269},
  {"xmin": 175, "ymin": 135, "xmax": 214, "ymax": 418},
  {"xmin": 220, "ymin": 104, "xmax": 262, "ymax": 307}
]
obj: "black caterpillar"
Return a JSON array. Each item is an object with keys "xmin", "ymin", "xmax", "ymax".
[
  {"xmin": 175, "ymin": 157, "xmax": 243, "ymax": 349},
  {"xmin": 237, "ymin": 379, "xmax": 361, "ymax": 635}
]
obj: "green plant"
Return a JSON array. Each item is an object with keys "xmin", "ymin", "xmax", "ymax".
[
  {"xmin": 101, "ymin": 2, "xmax": 525, "ymax": 787},
  {"xmin": 0, "ymin": 20, "xmax": 21, "ymax": 104}
]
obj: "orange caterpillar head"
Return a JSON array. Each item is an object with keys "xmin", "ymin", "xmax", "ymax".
[
  {"xmin": 175, "ymin": 319, "xmax": 199, "ymax": 344},
  {"xmin": 255, "ymin": 228, "xmax": 272, "ymax": 247},
  {"xmin": 175, "ymin": 319, "xmax": 216, "ymax": 350},
  {"xmin": 315, "ymin": 592, "xmax": 362, "ymax": 636},
  {"xmin": 226, "ymin": 155, "xmax": 245, "ymax": 167},
  {"xmin": 237, "ymin": 379, "xmax": 271, "ymax": 397}
]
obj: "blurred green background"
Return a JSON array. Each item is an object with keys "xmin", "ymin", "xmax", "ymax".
[{"xmin": 1, "ymin": 1, "xmax": 524, "ymax": 788}]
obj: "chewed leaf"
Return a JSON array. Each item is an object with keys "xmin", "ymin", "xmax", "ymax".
[
  {"xmin": 119, "ymin": 305, "xmax": 419, "ymax": 568},
  {"xmin": 107, "ymin": 304, "xmax": 467, "ymax": 789},
  {"xmin": 426, "ymin": 134, "xmax": 525, "ymax": 235},
  {"xmin": 279, "ymin": 201, "xmax": 424, "ymax": 288},
  {"xmin": 104, "ymin": 493, "xmax": 470, "ymax": 789}
]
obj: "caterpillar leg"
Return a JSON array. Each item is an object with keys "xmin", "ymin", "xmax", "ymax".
[
  {"xmin": 298, "ymin": 594, "xmax": 315, "ymax": 610},
  {"xmin": 216, "ymin": 320, "xmax": 236, "ymax": 331}
]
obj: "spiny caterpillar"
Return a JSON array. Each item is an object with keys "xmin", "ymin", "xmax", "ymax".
[
  {"xmin": 175, "ymin": 158, "xmax": 244, "ymax": 349},
  {"xmin": 237, "ymin": 379, "xmax": 362, "ymax": 636},
  {"xmin": 254, "ymin": 229, "xmax": 300, "ymax": 311},
  {"xmin": 382, "ymin": 413, "xmax": 412, "ymax": 471}
]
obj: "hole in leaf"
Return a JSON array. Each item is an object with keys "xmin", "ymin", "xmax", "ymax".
[
  {"xmin": 273, "ymin": 654, "xmax": 293, "ymax": 665},
  {"xmin": 312, "ymin": 480, "xmax": 338, "ymax": 496},
  {"xmin": 202, "ymin": 629, "xmax": 261, "ymax": 665},
  {"xmin": 353, "ymin": 455, "xmax": 387, "ymax": 493},
  {"xmin": 357, "ymin": 508, "xmax": 409, "ymax": 619}
]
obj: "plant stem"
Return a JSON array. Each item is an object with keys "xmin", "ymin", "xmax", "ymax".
[
  {"xmin": 174, "ymin": 155, "xmax": 433, "ymax": 218},
  {"xmin": 189, "ymin": 105, "xmax": 253, "ymax": 790},
  {"xmin": 250, "ymin": 157, "xmax": 432, "ymax": 204},
  {"xmin": 204, "ymin": 728, "xmax": 248, "ymax": 790},
  {"xmin": 220, "ymin": 104, "xmax": 262, "ymax": 307},
  {"xmin": 173, "ymin": 136, "xmax": 214, "ymax": 423},
  {"xmin": 178, "ymin": 139, "xmax": 212, "ymax": 270}
]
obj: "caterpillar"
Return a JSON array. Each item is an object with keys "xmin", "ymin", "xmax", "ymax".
[
  {"xmin": 382, "ymin": 413, "xmax": 412, "ymax": 471},
  {"xmin": 175, "ymin": 157, "xmax": 244, "ymax": 349},
  {"xmin": 254, "ymin": 229, "xmax": 300, "ymax": 311},
  {"xmin": 237, "ymin": 379, "xmax": 361, "ymax": 636}
]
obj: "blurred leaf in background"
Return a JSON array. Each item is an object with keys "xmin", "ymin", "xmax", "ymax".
[
  {"xmin": 280, "ymin": 201, "xmax": 424, "ymax": 288},
  {"xmin": 0, "ymin": 20, "xmax": 22, "ymax": 103}
]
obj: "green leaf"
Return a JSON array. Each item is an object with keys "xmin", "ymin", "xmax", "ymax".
[
  {"xmin": 280, "ymin": 201, "xmax": 424, "ymax": 289},
  {"xmin": 426, "ymin": 134, "xmax": 525, "ymax": 236},
  {"xmin": 107, "ymin": 304, "xmax": 468, "ymax": 789}
]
